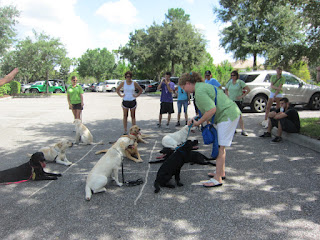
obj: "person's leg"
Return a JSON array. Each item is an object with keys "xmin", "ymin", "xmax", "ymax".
[
  {"xmin": 277, "ymin": 120, "xmax": 283, "ymax": 137},
  {"xmin": 176, "ymin": 101, "xmax": 182, "ymax": 125},
  {"xmin": 239, "ymin": 115, "xmax": 244, "ymax": 130},
  {"xmin": 275, "ymin": 97, "xmax": 281, "ymax": 109},
  {"xmin": 122, "ymin": 107, "xmax": 129, "ymax": 133},
  {"xmin": 158, "ymin": 114, "xmax": 162, "ymax": 126},
  {"xmin": 264, "ymin": 98, "xmax": 273, "ymax": 121},
  {"xmin": 130, "ymin": 107, "xmax": 136, "ymax": 126},
  {"xmin": 167, "ymin": 113, "xmax": 171, "ymax": 125}
]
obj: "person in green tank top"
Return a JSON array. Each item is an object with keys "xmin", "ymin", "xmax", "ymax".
[
  {"xmin": 179, "ymin": 72, "xmax": 241, "ymax": 188},
  {"xmin": 262, "ymin": 67, "xmax": 285, "ymax": 128}
]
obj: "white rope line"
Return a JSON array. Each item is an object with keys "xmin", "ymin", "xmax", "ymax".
[
  {"xmin": 28, "ymin": 144, "xmax": 97, "ymax": 198},
  {"xmin": 134, "ymin": 140, "xmax": 157, "ymax": 206}
]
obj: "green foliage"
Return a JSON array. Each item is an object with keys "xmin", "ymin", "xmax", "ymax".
[
  {"xmin": 215, "ymin": 0, "xmax": 305, "ymax": 69},
  {"xmin": 0, "ymin": 83, "xmax": 11, "ymax": 96},
  {"xmin": 77, "ymin": 48, "xmax": 115, "ymax": 81},
  {"xmin": 215, "ymin": 61, "xmax": 233, "ymax": 86},
  {"xmin": 1, "ymin": 31, "xmax": 68, "ymax": 88},
  {"xmin": 0, "ymin": 5, "xmax": 19, "ymax": 58},
  {"xmin": 289, "ymin": 61, "xmax": 311, "ymax": 82},
  {"xmin": 9, "ymin": 80, "xmax": 20, "ymax": 94},
  {"xmin": 119, "ymin": 8, "xmax": 207, "ymax": 80}
]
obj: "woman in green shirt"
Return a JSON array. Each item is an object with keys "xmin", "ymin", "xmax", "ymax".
[
  {"xmin": 67, "ymin": 76, "xmax": 84, "ymax": 120},
  {"xmin": 225, "ymin": 70, "xmax": 251, "ymax": 136},
  {"xmin": 179, "ymin": 72, "xmax": 241, "ymax": 188}
]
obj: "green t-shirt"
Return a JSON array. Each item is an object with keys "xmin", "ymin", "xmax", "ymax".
[
  {"xmin": 270, "ymin": 75, "xmax": 285, "ymax": 93},
  {"xmin": 225, "ymin": 79, "xmax": 246, "ymax": 101},
  {"xmin": 195, "ymin": 82, "xmax": 241, "ymax": 124},
  {"xmin": 67, "ymin": 85, "xmax": 84, "ymax": 104}
]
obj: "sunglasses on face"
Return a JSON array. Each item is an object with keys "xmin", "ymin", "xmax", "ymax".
[
  {"xmin": 125, "ymin": 75, "xmax": 131, "ymax": 78},
  {"xmin": 231, "ymin": 75, "xmax": 236, "ymax": 77}
]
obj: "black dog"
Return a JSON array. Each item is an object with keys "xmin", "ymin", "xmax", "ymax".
[
  {"xmin": 0, "ymin": 152, "xmax": 62, "ymax": 184},
  {"xmin": 154, "ymin": 140, "xmax": 195, "ymax": 193}
]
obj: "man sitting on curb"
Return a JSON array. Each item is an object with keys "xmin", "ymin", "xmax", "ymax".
[{"xmin": 260, "ymin": 97, "xmax": 300, "ymax": 142}]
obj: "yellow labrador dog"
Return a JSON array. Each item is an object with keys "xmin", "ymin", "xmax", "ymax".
[
  {"xmin": 95, "ymin": 125, "xmax": 149, "ymax": 163},
  {"xmin": 28, "ymin": 140, "xmax": 73, "ymax": 166},
  {"xmin": 74, "ymin": 119, "xmax": 103, "ymax": 145},
  {"xmin": 85, "ymin": 136, "xmax": 135, "ymax": 201}
]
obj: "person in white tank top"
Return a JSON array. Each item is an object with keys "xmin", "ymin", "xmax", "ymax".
[{"xmin": 116, "ymin": 71, "xmax": 143, "ymax": 134}]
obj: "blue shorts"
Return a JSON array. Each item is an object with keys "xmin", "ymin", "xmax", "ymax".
[{"xmin": 177, "ymin": 100, "xmax": 188, "ymax": 113}]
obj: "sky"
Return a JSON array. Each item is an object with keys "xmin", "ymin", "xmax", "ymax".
[{"xmin": 1, "ymin": 0, "xmax": 237, "ymax": 64}]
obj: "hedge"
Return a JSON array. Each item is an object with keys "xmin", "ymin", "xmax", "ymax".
[{"xmin": 0, "ymin": 81, "xmax": 21, "ymax": 97}]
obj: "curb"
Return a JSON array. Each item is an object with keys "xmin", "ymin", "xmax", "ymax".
[{"xmin": 271, "ymin": 128, "xmax": 320, "ymax": 153}]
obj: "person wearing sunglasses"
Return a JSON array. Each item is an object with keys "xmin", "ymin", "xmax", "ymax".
[
  {"xmin": 225, "ymin": 70, "xmax": 250, "ymax": 136},
  {"xmin": 67, "ymin": 76, "xmax": 84, "ymax": 121},
  {"xmin": 116, "ymin": 71, "xmax": 143, "ymax": 135}
]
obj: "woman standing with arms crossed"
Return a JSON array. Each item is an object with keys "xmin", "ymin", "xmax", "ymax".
[
  {"xmin": 179, "ymin": 72, "xmax": 241, "ymax": 187},
  {"xmin": 116, "ymin": 71, "xmax": 143, "ymax": 135},
  {"xmin": 262, "ymin": 67, "xmax": 285, "ymax": 128},
  {"xmin": 67, "ymin": 76, "xmax": 84, "ymax": 120},
  {"xmin": 225, "ymin": 70, "xmax": 250, "ymax": 136}
]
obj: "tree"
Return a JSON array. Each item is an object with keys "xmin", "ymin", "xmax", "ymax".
[
  {"xmin": 0, "ymin": 5, "xmax": 19, "ymax": 59},
  {"xmin": 77, "ymin": 48, "xmax": 115, "ymax": 81},
  {"xmin": 1, "ymin": 31, "xmax": 68, "ymax": 90},
  {"xmin": 119, "ymin": 8, "xmax": 207, "ymax": 79},
  {"xmin": 162, "ymin": 8, "xmax": 207, "ymax": 75},
  {"xmin": 214, "ymin": 0, "xmax": 304, "ymax": 70}
]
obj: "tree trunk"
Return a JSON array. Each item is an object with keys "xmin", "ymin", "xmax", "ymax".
[
  {"xmin": 253, "ymin": 53, "xmax": 257, "ymax": 71},
  {"xmin": 46, "ymin": 71, "xmax": 49, "ymax": 93},
  {"xmin": 317, "ymin": 66, "xmax": 320, "ymax": 83},
  {"xmin": 171, "ymin": 60, "xmax": 175, "ymax": 76}
]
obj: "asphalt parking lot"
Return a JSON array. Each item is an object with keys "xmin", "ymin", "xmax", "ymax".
[{"xmin": 0, "ymin": 92, "xmax": 319, "ymax": 240}]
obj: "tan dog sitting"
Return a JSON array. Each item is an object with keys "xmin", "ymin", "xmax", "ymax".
[
  {"xmin": 74, "ymin": 119, "xmax": 103, "ymax": 145},
  {"xmin": 95, "ymin": 125, "xmax": 149, "ymax": 163}
]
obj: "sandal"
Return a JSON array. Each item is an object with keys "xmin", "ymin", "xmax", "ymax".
[
  {"xmin": 207, "ymin": 172, "xmax": 226, "ymax": 180},
  {"xmin": 203, "ymin": 178, "xmax": 222, "ymax": 188}
]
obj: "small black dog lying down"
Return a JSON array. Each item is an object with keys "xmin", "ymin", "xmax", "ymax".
[
  {"xmin": 0, "ymin": 152, "xmax": 62, "ymax": 184},
  {"xmin": 154, "ymin": 140, "xmax": 196, "ymax": 193}
]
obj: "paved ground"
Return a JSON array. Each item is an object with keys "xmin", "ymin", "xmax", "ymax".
[{"xmin": 0, "ymin": 92, "xmax": 319, "ymax": 240}]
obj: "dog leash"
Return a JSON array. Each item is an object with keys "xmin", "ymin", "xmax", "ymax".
[
  {"xmin": 121, "ymin": 162, "xmax": 143, "ymax": 187},
  {"xmin": 175, "ymin": 123, "xmax": 193, "ymax": 151}
]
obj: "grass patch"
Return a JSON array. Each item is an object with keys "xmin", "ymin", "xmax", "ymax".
[{"xmin": 300, "ymin": 118, "xmax": 320, "ymax": 139}]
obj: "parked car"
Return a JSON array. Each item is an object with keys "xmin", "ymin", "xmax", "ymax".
[
  {"xmin": 134, "ymin": 80, "xmax": 155, "ymax": 93},
  {"xmin": 80, "ymin": 83, "xmax": 90, "ymax": 92},
  {"xmin": 239, "ymin": 70, "xmax": 320, "ymax": 112},
  {"xmin": 145, "ymin": 82, "xmax": 160, "ymax": 93},
  {"xmin": 104, "ymin": 80, "xmax": 122, "ymax": 92},
  {"xmin": 21, "ymin": 82, "xmax": 34, "ymax": 93},
  {"xmin": 95, "ymin": 82, "xmax": 107, "ymax": 92},
  {"xmin": 88, "ymin": 83, "xmax": 97, "ymax": 92},
  {"xmin": 29, "ymin": 80, "xmax": 66, "ymax": 93}
]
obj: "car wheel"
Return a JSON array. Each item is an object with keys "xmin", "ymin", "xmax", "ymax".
[
  {"xmin": 25, "ymin": 89, "xmax": 30, "ymax": 93},
  {"xmin": 111, "ymin": 87, "xmax": 116, "ymax": 92},
  {"xmin": 55, "ymin": 89, "xmax": 62, "ymax": 93},
  {"xmin": 30, "ymin": 89, "xmax": 39, "ymax": 93},
  {"xmin": 250, "ymin": 94, "xmax": 268, "ymax": 113},
  {"xmin": 308, "ymin": 93, "xmax": 320, "ymax": 110}
]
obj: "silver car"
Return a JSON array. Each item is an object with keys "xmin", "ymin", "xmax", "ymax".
[{"xmin": 239, "ymin": 70, "xmax": 320, "ymax": 112}]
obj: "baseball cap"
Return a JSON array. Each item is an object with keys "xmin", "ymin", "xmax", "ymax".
[{"xmin": 205, "ymin": 70, "xmax": 211, "ymax": 75}]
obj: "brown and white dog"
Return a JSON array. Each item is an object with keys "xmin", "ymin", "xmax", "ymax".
[{"xmin": 95, "ymin": 125, "xmax": 149, "ymax": 163}]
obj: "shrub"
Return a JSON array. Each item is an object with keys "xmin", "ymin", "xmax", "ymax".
[
  {"xmin": 0, "ymin": 83, "xmax": 11, "ymax": 97},
  {"xmin": 9, "ymin": 81, "xmax": 21, "ymax": 95}
]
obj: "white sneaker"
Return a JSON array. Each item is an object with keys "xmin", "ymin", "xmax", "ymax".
[{"xmin": 165, "ymin": 124, "xmax": 170, "ymax": 129}]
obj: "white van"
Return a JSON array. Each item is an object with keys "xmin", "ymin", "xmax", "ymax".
[{"xmin": 104, "ymin": 80, "xmax": 123, "ymax": 92}]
